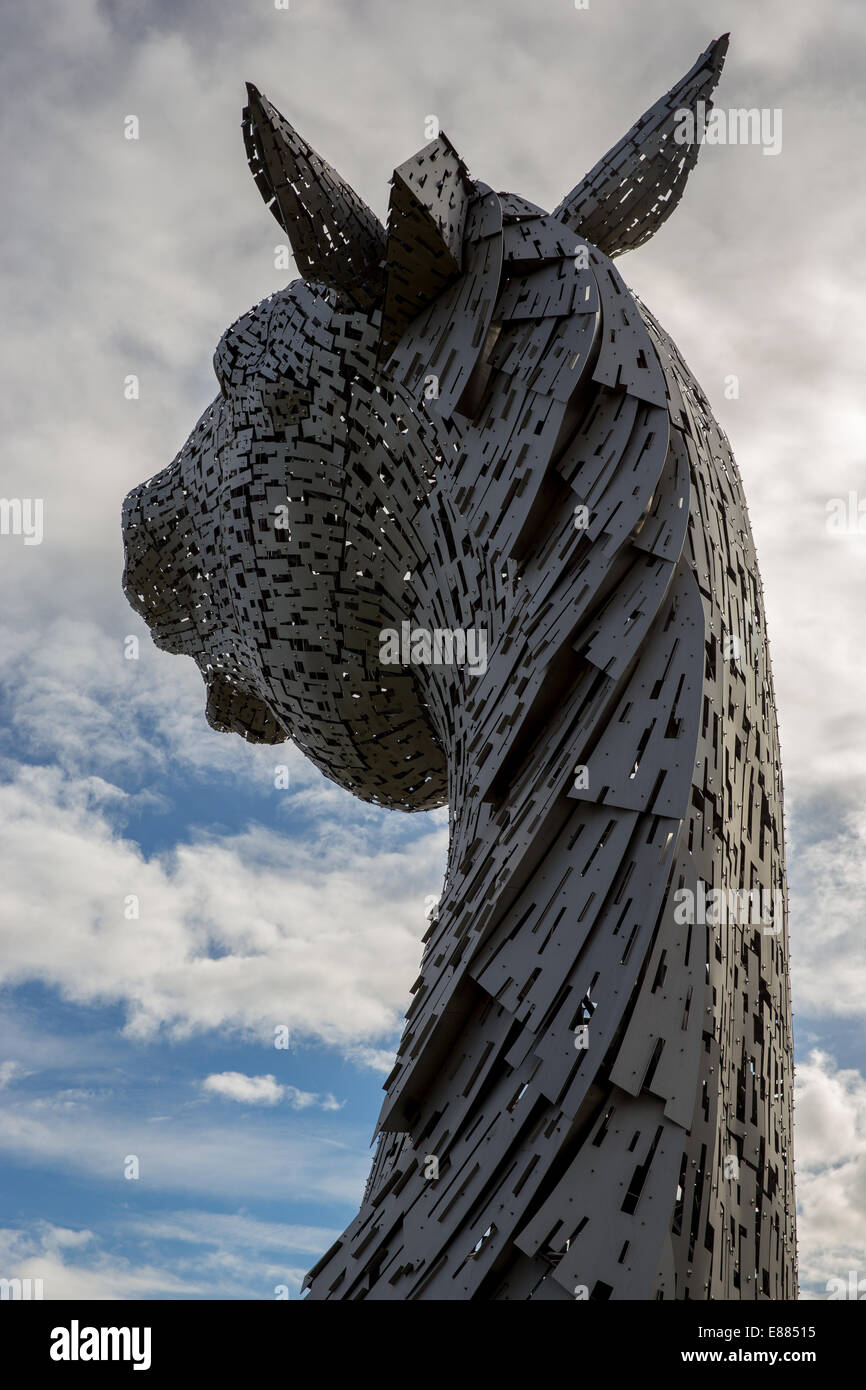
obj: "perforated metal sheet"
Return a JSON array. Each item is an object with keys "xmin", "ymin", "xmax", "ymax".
[{"xmin": 121, "ymin": 33, "xmax": 796, "ymax": 1301}]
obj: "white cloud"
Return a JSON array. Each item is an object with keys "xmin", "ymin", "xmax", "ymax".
[
  {"xmin": 201, "ymin": 1071, "xmax": 342, "ymax": 1110},
  {"xmin": 0, "ymin": 1223, "xmax": 196, "ymax": 1301},
  {"xmin": 795, "ymin": 1051, "xmax": 866, "ymax": 1298},
  {"xmin": 203, "ymin": 1072, "xmax": 285, "ymax": 1105},
  {"xmin": 341, "ymin": 1043, "xmax": 406, "ymax": 1074},
  {"xmin": 0, "ymin": 761, "xmax": 445, "ymax": 1051},
  {"xmin": 122, "ymin": 1209, "xmax": 341, "ymax": 1257},
  {"xmin": 0, "ymin": 618, "xmax": 301, "ymax": 787},
  {"xmin": 0, "ymin": 1210, "xmax": 342, "ymax": 1300},
  {"xmin": 284, "ymin": 1086, "xmax": 343, "ymax": 1112},
  {"xmin": 788, "ymin": 807, "xmax": 866, "ymax": 1019},
  {"xmin": 0, "ymin": 1091, "xmax": 369, "ymax": 1205}
]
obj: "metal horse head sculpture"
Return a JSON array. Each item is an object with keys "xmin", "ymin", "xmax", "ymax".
[{"xmin": 122, "ymin": 35, "xmax": 797, "ymax": 1300}]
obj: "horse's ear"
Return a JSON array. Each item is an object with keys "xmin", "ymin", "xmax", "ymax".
[
  {"xmin": 553, "ymin": 34, "xmax": 729, "ymax": 258},
  {"xmin": 380, "ymin": 134, "xmax": 474, "ymax": 358},
  {"xmin": 242, "ymin": 84, "xmax": 387, "ymax": 310}
]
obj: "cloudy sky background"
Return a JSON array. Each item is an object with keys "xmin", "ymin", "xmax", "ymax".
[{"xmin": 0, "ymin": 0, "xmax": 864, "ymax": 1298}]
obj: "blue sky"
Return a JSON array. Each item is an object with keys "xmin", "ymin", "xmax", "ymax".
[
  {"xmin": 0, "ymin": 624, "xmax": 449, "ymax": 1296},
  {"xmin": 1, "ymin": 0, "xmax": 866, "ymax": 1299}
]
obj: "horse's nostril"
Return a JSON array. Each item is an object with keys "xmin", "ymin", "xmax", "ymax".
[{"xmin": 121, "ymin": 485, "xmax": 202, "ymax": 658}]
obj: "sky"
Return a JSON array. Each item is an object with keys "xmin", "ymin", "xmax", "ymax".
[{"xmin": 0, "ymin": 0, "xmax": 864, "ymax": 1300}]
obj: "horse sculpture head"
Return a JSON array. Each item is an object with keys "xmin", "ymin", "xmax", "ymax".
[
  {"xmin": 122, "ymin": 36, "xmax": 728, "ymax": 813},
  {"xmin": 120, "ymin": 36, "xmax": 799, "ymax": 1302}
]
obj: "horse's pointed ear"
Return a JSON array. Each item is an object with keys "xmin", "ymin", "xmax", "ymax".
[
  {"xmin": 380, "ymin": 134, "xmax": 474, "ymax": 358},
  {"xmin": 242, "ymin": 83, "xmax": 387, "ymax": 310},
  {"xmin": 553, "ymin": 34, "xmax": 729, "ymax": 257}
]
